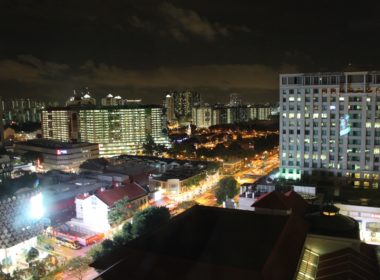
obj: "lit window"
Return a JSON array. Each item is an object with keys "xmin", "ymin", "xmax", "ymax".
[{"xmin": 339, "ymin": 97, "xmax": 344, "ymax": 101}]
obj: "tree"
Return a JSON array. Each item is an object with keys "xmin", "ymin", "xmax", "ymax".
[
  {"xmin": 26, "ymin": 247, "xmax": 39, "ymax": 263},
  {"xmin": 132, "ymin": 206, "xmax": 170, "ymax": 237},
  {"xmin": 0, "ymin": 263, "xmax": 11, "ymax": 280},
  {"xmin": 142, "ymin": 134, "xmax": 157, "ymax": 156},
  {"xmin": 29, "ymin": 260, "xmax": 47, "ymax": 280},
  {"xmin": 88, "ymin": 239, "xmax": 116, "ymax": 263},
  {"xmin": 86, "ymin": 244, "xmax": 103, "ymax": 262},
  {"xmin": 108, "ymin": 197, "xmax": 136, "ymax": 226},
  {"xmin": 215, "ymin": 176, "xmax": 239, "ymax": 204},
  {"xmin": 65, "ymin": 257, "xmax": 91, "ymax": 280}
]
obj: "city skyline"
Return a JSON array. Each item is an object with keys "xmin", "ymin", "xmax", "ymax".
[{"xmin": 2, "ymin": 0, "xmax": 380, "ymax": 104}]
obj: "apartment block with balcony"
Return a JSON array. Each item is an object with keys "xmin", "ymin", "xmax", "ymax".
[{"xmin": 280, "ymin": 72, "xmax": 380, "ymax": 192}]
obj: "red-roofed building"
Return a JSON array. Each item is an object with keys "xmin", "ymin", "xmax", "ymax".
[
  {"xmin": 252, "ymin": 191, "xmax": 292, "ymax": 215},
  {"xmin": 284, "ymin": 190, "xmax": 309, "ymax": 216},
  {"xmin": 75, "ymin": 183, "xmax": 148, "ymax": 233}
]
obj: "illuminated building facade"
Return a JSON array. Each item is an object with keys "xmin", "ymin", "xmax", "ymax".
[
  {"xmin": 191, "ymin": 106, "xmax": 212, "ymax": 128},
  {"xmin": 247, "ymin": 105, "xmax": 272, "ymax": 120},
  {"xmin": 14, "ymin": 139, "xmax": 99, "ymax": 172},
  {"xmin": 172, "ymin": 91, "xmax": 201, "ymax": 120},
  {"xmin": 280, "ymin": 72, "xmax": 380, "ymax": 190},
  {"xmin": 1, "ymin": 98, "xmax": 45, "ymax": 125},
  {"xmin": 42, "ymin": 105, "xmax": 169, "ymax": 157}
]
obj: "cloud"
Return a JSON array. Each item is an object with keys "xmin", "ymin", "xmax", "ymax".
[
  {"xmin": 0, "ymin": 55, "xmax": 297, "ymax": 102},
  {"xmin": 128, "ymin": 3, "xmax": 250, "ymax": 42},
  {"xmin": 159, "ymin": 2, "xmax": 226, "ymax": 41},
  {"xmin": 75, "ymin": 61, "xmax": 298, "ymax": 91},
  {"xmin": 0, "ymin": 55, "xmax": 70, "ymax": 83}
]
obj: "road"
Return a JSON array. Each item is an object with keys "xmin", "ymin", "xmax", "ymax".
[
  {"xmin": 234, "ymin": 151, "xmax": 279, "ymax": 184},
  {"xmin": 48, "ymin": 149, "xmax": 279, "ymax": 279},
  {"xmin": 195, "ymin": 188, "xmax": 218, "ymax": 206}
]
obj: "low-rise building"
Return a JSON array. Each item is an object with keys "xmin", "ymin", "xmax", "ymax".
[
  {"xmin": 75, "ymin": 182, "xmax": 149, "ymax": 232},
  {"xmin": 335, "ymin": 202, "xmax": 380, "ymax": 245},
  {"xmin": 148, "ymin": 165, "xmax": 208, "ymax": 198},
  {"xmin": 14, "ymin": 139, "xmax": 99, "ymax": 172}
]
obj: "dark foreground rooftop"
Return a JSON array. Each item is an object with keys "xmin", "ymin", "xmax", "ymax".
[{"xmin": 93, "ymin": 205, "xmax": 308, "ymax": 280}]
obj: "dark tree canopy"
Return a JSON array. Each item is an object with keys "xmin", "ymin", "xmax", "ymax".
[
  {"xmin": 215, "ymin": 176, "xmax": 239, "ymax": 204},
  {"xmin": 132, "ymin": 206, "xmax": 171, "ymax": 237}
]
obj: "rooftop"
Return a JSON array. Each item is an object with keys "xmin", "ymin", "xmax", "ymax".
[
  {"xmin": 93, "ymin": 206, "xmax": 308, "ymax": 280},
  {"xmin": 95, "ymin": 182, "xmax": 147, "ymax": 206},
  {"xmin": 16, "ymin": 139, "xmax": 96, "ymax": 149}
]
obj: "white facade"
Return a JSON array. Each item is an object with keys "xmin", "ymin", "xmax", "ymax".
[
  {"xmin": 280, "ymin": 72, "xmax": 380, "ymax": 189},
  {"xmin": 335, "ymin": 203, "xmax": 380, "ymax": 245},
  {"xmin": 79, "ymin": 195, "xmax": 110, "ymax": 233}
]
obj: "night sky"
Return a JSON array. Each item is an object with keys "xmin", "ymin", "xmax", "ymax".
[{"xmin": 1, "ymin": 0, "xmax": 380, "ymax": 104}]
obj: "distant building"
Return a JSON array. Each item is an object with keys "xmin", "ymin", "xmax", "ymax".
[
  {"xmin": 66, "ymin": 89, "xmax": 96, "ymax": 106},
  {"xmin": 172, "ymin": 91, "xmax": 201, "ymax": 121},
  {"xmin": 42, "ymin": 104, "xmax": 169, "ymax": 157},
  {"xmin": 247, "ymin": 105, "xmax": 272, "ymax": 120},
  {"xmin": 164, "ymin": 94, "xmax": 176, "ymax": 123},
  {"xmin": 14, "ymin": 139, "xmax": 99, "ymax": 172},
  {"xmin": 229, "ymin": 93, "xmax": 242, "ymax": 106},
  {"xmin": 191, "ymin": 105, "xmax": 212, "ymax": 128},
  {"xmin": 1, "ymin": 98, "xmax": 45, "ymax": 125},
  {"xmin": 124, "ymin": 99, "xmax": 142, "ymax": 104},
  {"xmin": 101, "ymin": 94, "xmax": 123, "ymax": 106}
]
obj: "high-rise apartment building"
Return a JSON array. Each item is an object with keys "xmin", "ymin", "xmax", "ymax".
[
  {"xmin": 172, "ymin": 91, "xmax": 201, "ymax": 120},
  {"xmin": 164, "ymin": 94, "xmax": 176, "ymax": 123},
  {"xmin": 192, "ymin": 106, "xmax": 212, "ymax": 128},
  {"xmin": 280, "ymin": 72, "xmax": 380, "ymax": 191},
  {"xmin": 101, "ymin": 94, "xmax": 123, "ymax": 106},
  {"xmin": 1, "ymin": 98, "xmax": 46, "ymax": 124},
  {"xmin": 42, "ymin": 104, "xmax": 169, "ymax": 157},
  {"xmin": 229, "ymin": 93, "xmax": 242, "ymax": 106},
  {"xmin": 247, "ymin": 105, "xmax": 272, "ymax": 121}
]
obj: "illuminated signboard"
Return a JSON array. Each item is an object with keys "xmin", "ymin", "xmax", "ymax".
[
  {"xmin": 56, "ymin": 149, "xmax": 68, "ymax": 155},
  {"xmin": 339, "ymin": 114, "xmax": 351, "ymax": 136}
]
